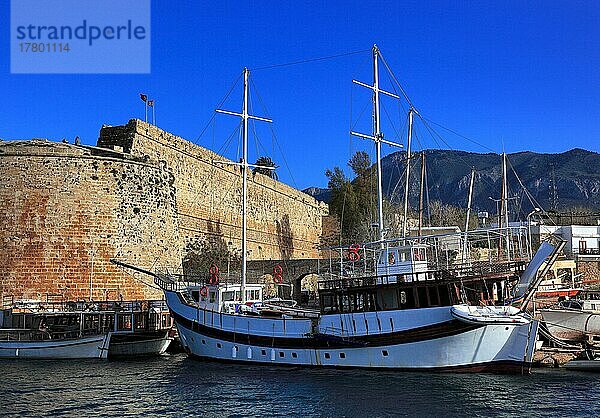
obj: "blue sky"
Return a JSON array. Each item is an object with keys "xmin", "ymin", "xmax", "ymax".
[{"xmin": 1, "ymin": 1, "xmax": 599, "ymax": 189}]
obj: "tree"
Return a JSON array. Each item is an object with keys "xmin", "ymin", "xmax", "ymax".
[
  {"xmin": 325, "ymin": 152, "xmax": 380, "ymax": 242},
  {"xmin": 253, "ymin": 156, "xmax": 278, "ymax": 180}
]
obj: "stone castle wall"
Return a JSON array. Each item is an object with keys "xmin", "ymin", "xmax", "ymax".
[
  {"xmin": 98, "ymin": 119, "xmax": 328, "ymax": 261},
  {"xmin": 0, "ymin": 140, "xmax": 180, "ymax": 302},
  {"xmin": 0, "ymin": 120, "xmax": 328, "ymax": 302}
]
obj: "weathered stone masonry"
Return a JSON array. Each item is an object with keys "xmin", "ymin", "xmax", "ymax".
[
  {"xmin": 0, "ymin": 120, "xmax": 328, "ymax": 302},
  {"xmin": 98, "ymin": 120, "xmax": 328, "ymax": 261}
]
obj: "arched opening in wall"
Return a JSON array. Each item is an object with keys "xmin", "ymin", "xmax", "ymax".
[{"xmin": 294, "ymin": 273, "xmax": 319, "ymax": 307}]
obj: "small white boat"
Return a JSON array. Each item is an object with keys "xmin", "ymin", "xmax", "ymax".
[
  {"xmin": 451, "ymin": 305, "xmax": 531, "ymax": 326},
  {"xmin": 0, "ymin": 332, "xmax": 111, "ymax": 359},
  {"xmin": 108, "ymin": 330, "xmax": 172, "ymax": 357},
  {"xmin": 0, "ymin": 300, "xmax": 174, "ymax": 359}
]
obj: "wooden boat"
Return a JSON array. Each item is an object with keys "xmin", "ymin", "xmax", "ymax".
[
  {"xmin": 0, "ymin": 300, "xmax": 173, "ymax": 359},
  {"xmin": 0, "ymin": 312, "xmax": 111, "ymax": 359}
]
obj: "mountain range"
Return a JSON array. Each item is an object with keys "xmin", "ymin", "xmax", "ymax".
[{"xmin": 304, "ymin": 148, "xmax": 600, "ymax": 218}]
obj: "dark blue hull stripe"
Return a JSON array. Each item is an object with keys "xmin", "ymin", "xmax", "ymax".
[{"xmin": 171, "ymin": 310, "xmax": 482, "ymax": 349}]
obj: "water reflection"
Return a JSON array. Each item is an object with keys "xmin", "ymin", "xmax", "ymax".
[{"xmin": 1, "ymin": 355, "xmax": 599, "ymax": 417}]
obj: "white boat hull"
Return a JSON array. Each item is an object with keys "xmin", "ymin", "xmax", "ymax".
[
  {"xmin": 541, "ymin": 309, "xmax": 600, "ymax": 342},
  {"xmin": 0, "ymin": 334, "xmax": 111, "ymax": 359},
  {"xmin": 167, "ymin": 292, "xmax": 538, "ymax": 373},
  {"xmin": 108, "ymin": 332, "xmax": 172, "ymax": 357}
]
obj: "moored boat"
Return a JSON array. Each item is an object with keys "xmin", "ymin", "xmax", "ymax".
[
  {"xmin": 0, "ymin": 299, "xmax": 174, "ymax": 359},
  {"xmin": 0, "ymin": 311, "xmax": 112, "ymax": 359},
  {"xmin": 113, "ymin": 46, "xmax": 566, "ymax": 373},
  {"xmin": 540, "ymin": 291, "xmax": 600, "ymax": 343}
]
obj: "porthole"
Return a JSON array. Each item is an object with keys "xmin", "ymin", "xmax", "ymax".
[
  {"xmin": 382, "ymin": 350, "xmax": 389, "ymax": 357},
  {"xmin": 261, "ymin": 349, "xmax": 267, "ymax": 355},
  {"xmin": 279, "ymin": 352, "xmax": 285, "ymax": 358},
  {"xmin": 201, "ymin": 339, "xmax": 206, "ymax": 344},
  {"xmin": 324, "ymin": 352, "xmax": 331, "ymax": 359},
  {"xmin": 217, "ymin": 343, "xmax": 222, "ymax": 349},
  {"xmin": 339, "ymin": 352, "xmax": 346, "ymax": 359},
  {"xmin": 292, "ymin": 352, "xmax": 298, "ymax": 358}
]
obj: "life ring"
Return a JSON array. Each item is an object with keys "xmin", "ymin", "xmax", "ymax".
[
  {"xmin": 348, "ymin": 243, "xmax": 360, "ymax": 262},
  {"xmin": 349, "ymin": 243, "xmax": 360, "ymax": 252},
  {"xmin": 273, "ymin": 274, "xmax": 283, "ymax": 284},
  {"xmin": 209, "ymin": 264, "xmax": 219, "ymax": 284},
  {"xmin": 200, "ymin": 286, "xmax": 208, "ymax": 297},
  {"xmin": 348, "ymin": 251, "xmax": 360, "ymax": 262},
  {"xmin": 273, "ymin": 264, "xmax": 283, "ymax": 276}
]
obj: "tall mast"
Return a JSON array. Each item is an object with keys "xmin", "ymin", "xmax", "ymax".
[
  {"xmin": 241, "ymin": 68, "xmax": 249, "ymax": 302},
  {"xmin": 215, "ymin": 68, "xmax": 273, "ymax": 303},
  {"xmin": 373, "ymin": 46, "xmax": 385, "ymax": 242},
  {"xmin": 418, "ymin": 152, "xmax": 425, "ymax": 236},
  {"xmin": 502, "ymin": 152, "xmax": 511, "ymax": 260},
  {"xmin": 465, "ymin": 168, "xmax": 476, "ymax": 233},
  {"xmin": 463, "ymin": 168, "xmax": 476, "ymax": 263},
  {"xmin": 350, "ymin": 45, "xmax": 403, "ymax": 242},
  {"xmin": 402, "ymin": 109, "xmax": 414, "ymax": 239}
]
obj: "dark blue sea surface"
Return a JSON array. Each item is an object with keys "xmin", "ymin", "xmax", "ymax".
[{"xmin": 1, "ymin": 354, "xmax": 599, "ymax": 417}]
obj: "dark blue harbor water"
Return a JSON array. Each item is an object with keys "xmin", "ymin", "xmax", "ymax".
[{"xmin": 1, "ymin": 354, "xmax": 599, "ymax": 417}]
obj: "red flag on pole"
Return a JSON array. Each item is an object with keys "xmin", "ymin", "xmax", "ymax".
[
  {"xmin": 140, "ymin": 94, "xmax": 148, "ymax": 102},
  {"xmin": 147, "ymin": 100, "xmax": 154, "ymax": 107}
]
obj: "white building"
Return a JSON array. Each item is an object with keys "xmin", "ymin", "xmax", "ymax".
[{"xmin": 535, "ymin": 224, "xmax": 600, "ymax": 257}]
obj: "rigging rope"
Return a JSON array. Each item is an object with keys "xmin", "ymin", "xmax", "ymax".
[
  {"xmin": 250, "ymin": 49, "xmax": 370, "ymax": 71},
  {"xmin": 195, "ymin": 72, "xmax": 243, "ymax": 144}
]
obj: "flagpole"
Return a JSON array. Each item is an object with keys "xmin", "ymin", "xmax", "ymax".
[
  {"xmin": 144, "ymin": 101, "xmax": 148, "ymax": 123},
  {"xmin": 152, "ymin": 103, "xmax": 155, "ymax": 125}
]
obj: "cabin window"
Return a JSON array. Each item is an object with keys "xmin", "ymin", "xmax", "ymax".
[
  {"xmin": 380, "ymin": 289, "xmax": 398, "ymax": 310},
  {"xmin": 222, "ymin": 291, "xmax": 235, "ymax": 302},
  {"xmin": 191, "ymin": 290, "xmax": 200, "ymax": 302},
  {"xmin": 412, "ymin": 248, "xmax": 425, "ymax": 262},
  {"xmin": 261, "ymin": 349, "xmax": 266, "ymax": 356},
  {"xmin": 324, "ymin": 353, "xmax": 330, "ymax": 359},
  {"xmin": 246, "ymin": 289, "xmax": 260, "ymax": 301},
  {"xmin": 209, "ymin": 292, "xmax": 216, "ymax": 303},
  {"xmin": 428, "ymin": 287, "xmax": 440, "ymax": 306},
  {"xmin": 417, "ymin": 287, "xmax": 429, "ymax": 308},
  {"xmin": 439, "ymin": 285, "xmax": 451, "ymax": 306},
  {"xmin": 400, "ymin": 250, "xmax": 410, "ymax": 261},
  {"xmin": 339, "ymin": 352, "xmax": 346, "ymax": 359},
  {"xmin": 388, "ymin": 251, "xmax": 396, "ymax": 265},
  {"xmin": 579, "ymin": 240, "xmax": 587, "ymax": 254},
  {"xmin": 321, "ymin": 294, "xmax": 337, "ymax": 314}
]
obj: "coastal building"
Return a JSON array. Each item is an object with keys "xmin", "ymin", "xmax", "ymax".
[{"xmin": 532, "ymin": 224, "xmax": 600, "ymax": 287}]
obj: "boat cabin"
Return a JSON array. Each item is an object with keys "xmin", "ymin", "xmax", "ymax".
[
  {"xmin": 188, "ymin": 283, "xmax": 263, "ymax": 314},
  {"xmin": 376, "ymin": 244, "xmax": 429, "ymax": 283}
]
